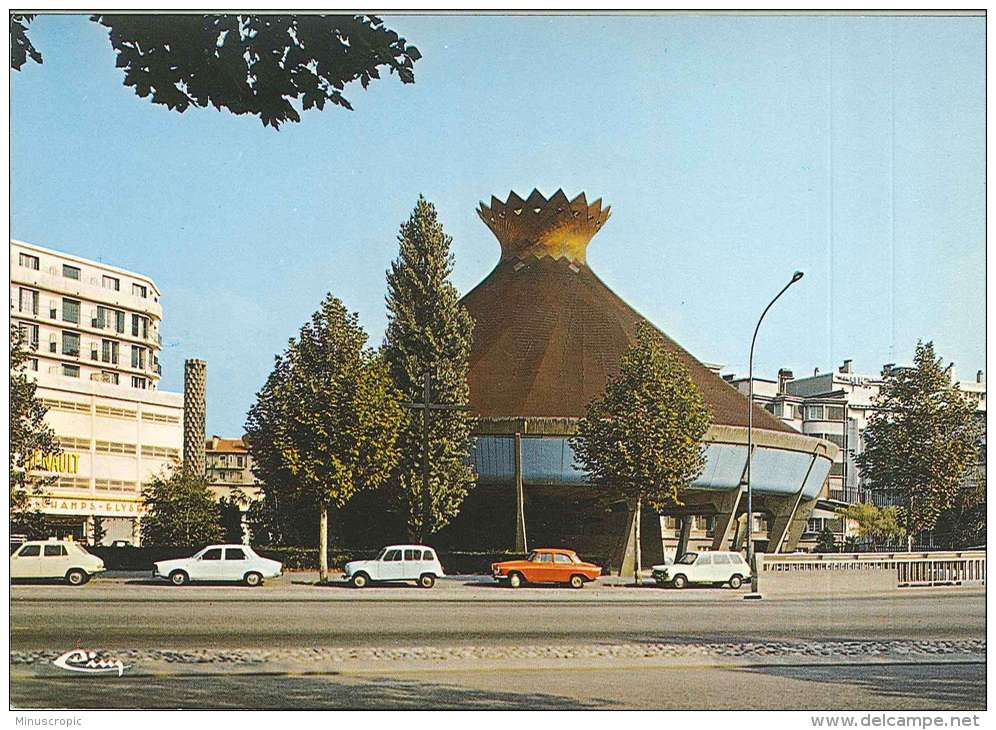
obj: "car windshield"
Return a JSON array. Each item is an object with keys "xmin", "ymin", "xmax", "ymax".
[
  {"xmin": 676, "ymin": 552, "xmax": 698, "ymax": 565},
  {"xmin": 376, "ymin": 548, "xmax": 389, "ymax": 560}
]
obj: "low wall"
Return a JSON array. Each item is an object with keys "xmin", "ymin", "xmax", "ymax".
[
  {"xmin": 757, "ymin": 550, "xmax": 986, "ymax": 596},
  {"xmin": 757, "ymin": 561, "xmax": 896, "ymax": 596}
]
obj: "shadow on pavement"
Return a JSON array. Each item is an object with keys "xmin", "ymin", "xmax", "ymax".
[
  {"xmin": 734, "ymin": 662, "xmax": 986, "ymax": 709},
  {"xmin": 10, "ymin": 673, "xmax": 617, "ymax": 710}
]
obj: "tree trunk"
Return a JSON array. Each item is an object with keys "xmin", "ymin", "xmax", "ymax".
[
  {"xmin": 318, "ymin": 503, "xmax": 329, "ymax": 583},
  {"xmin": 634, "ymin": 496, "xmax": 643, "ymax": 586}
]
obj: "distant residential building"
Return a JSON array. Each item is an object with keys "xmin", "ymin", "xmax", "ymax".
[
  {"xmin": 724, "ymin": 359, "xmax": 986, "ymax": 548},
  {"xmin": 10, "ymin": 240, "xmax": 182, "ymax": 545},
  {"xmin": 204, "ymin": 435, "xmax": 261, "ymax": 503}
]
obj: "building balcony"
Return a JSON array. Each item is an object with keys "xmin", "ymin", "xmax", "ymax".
[{"xmin": 14, "ymin": 264, "xmax": 163, "ymax": 320}]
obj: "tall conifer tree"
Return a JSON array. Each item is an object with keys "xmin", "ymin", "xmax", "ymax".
[{"xmin": 384, "ymin": 196, "xmax": 476, "ymax": 541}]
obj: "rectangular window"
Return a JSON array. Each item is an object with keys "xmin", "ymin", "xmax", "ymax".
[
  {"xmin": 132, "ymin": 283, "xmax": 147, "ymax": 298},
  {"xmin": 829, "ymin": 462, "xmax": 845, "ymax": 477},
  {"xmin": 29, "ymin": 358, "xmax": 38, "ymax": 371},
  {"xmin": 101, "ymin": 339, "xmax": 119, "ymax": 365},
  {"xmin": 98, "ymin": 371, "xmax": 120, "ymax": 385},
  {"xmin": 102, "ymin": 275, "xmax": 120, "ymax": 291},
  {"xmin": 62, "ymin": 364, "xmax": 80, "ymax": 378},
  {"xmin": 63, "ymin": 264, "xmax": 81, "ymax": 280},
  {"xmin": 18, "ymin": 323, "xmax": 39, "ymax": 349},
  {"xmin": 131, "ymin": 314, "xmax": 148, "ymax": 339},
  {"xmin": 805, "ymin": 405, "xmax": 824, "ymax": 421},
  {"xmin": 61, "ymin": 331, "xmax": 80, "ymax": 357},
  {"xmin": 62, "ymin": 298, "xmax": 80, "ymax": 324},
  {"xmin": 18, "ymin": 288, "xmax": 38, "ymax": 315},
  {"xmin": 826, "ymin": 405, "xmax": 846, "ymax": 421},
  {"xmin": 19, "ymin": 253, "xmax": 39, "ymax": 270},
  {"xmin": 131, "ymin": 376, "xmax": 146, "ymax": 390},
  {"xmin": 131, "ymin": 345, "xmax": 146, "ymax": 369},
  {"xmin": 115, "ymin": 310, "xmax": 125, "ymax": 334}
]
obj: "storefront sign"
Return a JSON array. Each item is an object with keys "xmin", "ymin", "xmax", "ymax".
[
  {"xmin": 25, "ymin": 451, "xmax": 80, "ymax": 474},
  {"xmin": 31, "ymin": 496, "xmax": 147, "ymax": 517}
]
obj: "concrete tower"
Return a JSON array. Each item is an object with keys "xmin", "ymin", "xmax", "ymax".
[{"xmin": 183, "ymin": 359, "xmax": 207, "ymax": 476}]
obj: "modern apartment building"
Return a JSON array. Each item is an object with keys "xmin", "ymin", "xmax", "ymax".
[
  {"xmin": 10, "ymin": 240, "xmax": 184, "ymax": 544},
  {"xmin": 724, "ymin": 359, "xmax": 986, "ymax": 548}
]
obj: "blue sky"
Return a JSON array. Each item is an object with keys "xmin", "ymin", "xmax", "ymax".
[{"xmin": 11, "ymin": 14, "xmax": 985, "ymax": 435}]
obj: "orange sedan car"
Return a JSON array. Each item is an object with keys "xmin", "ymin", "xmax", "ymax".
[{"xmin": 492, "ymin": 548, "xmax": 603, "ymax": 589}]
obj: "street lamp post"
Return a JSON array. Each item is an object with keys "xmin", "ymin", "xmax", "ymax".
[{"xmin": 746, "ymin": 271, "xmax": 804, "ymax": 595}]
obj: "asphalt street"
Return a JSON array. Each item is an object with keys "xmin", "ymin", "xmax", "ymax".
[{"xmin": 9, "ymin": 575, "xmax": 987, "ymax": 710}]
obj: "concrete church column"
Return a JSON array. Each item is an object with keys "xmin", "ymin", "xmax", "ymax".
[
  {"xmin": 776, "ymin": 497, "xmax": 820, "ymax": 554},
  {"xmin": 615, "ymin": 499, "xmax": 639, "ymax": 576},
  {"xmin": 513, "ymin": 432, "xmax": 527, "ymax": 553},
  {"xmin": 766, "ymin": 455, "xmax": 819, "ymax": 553},
  {"xmin": 709, "ymin": 489, "xmax": 743, "ymax": 551},
  {"xmin": 732, "ymin": 514, "xmax": 748, "ymax": 550}
]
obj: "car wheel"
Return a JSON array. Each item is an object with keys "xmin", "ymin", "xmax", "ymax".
[
  {"xmin": 729, "ymin": 574, "xmax": 743, "ymax": 589},
  {"xmin": 419, "ymin": 573, "xmax": 436, "ymax": 589},
  {"xmin": 244, "ymin": 572, "xmax": 263, "ymax": 587},
  {"xmin": 508, "ymin": 572, "xmax": 523, "ymax": 589},
  {"xmin": 169, "ymin": 570, "xmax": 189, "ymax": 587},
  {"xmin": 569, "ymin": 574, "xmax": 585, "ymax": 589},
  {"xmin": 66, "ymin": 569, "xmax": 88, "ymax": 586},
  {"xmin": 351, "ymin": 572, "xmax": 369, "ymax": 589},
  {"xmin": 671, "ymin": 574, "xmax": 688, "ymax": 589}
]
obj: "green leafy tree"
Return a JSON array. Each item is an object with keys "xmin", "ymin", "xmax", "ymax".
[
  {"xmin": 933, "ymin": 468, "xmax": 986, "ymax": 549},
  {"xmin": 384, "ymin": 196, "xmax": 476, "ymax": 541},
  {"xmin": 571, "ymin": 321, "xmax": 712, "ymax": 583},
  {"xmin": 855, "ymin": 342, "xmax": 982, "ymax": 537},
  {"xmin": 245, "ymin": 294, "xmax": 404, "ymax": 582},
  {"xmin": 814, "ymin": 525, "xmax": 838, "ymax": 553},
  {"xmin": 840, "ymin": 503, "xmax": 904, "ymax": 550},
  {"xmin": 140, "ymin": 467, "xmax": 224, "ymax": 546},
  {"xmin": 218, "ymin": 489, "xmax": 249, "ymax": 544},
  {"xmin": 10, "ymin": 325, "xmax": 59, "ymax": 538},
  {"xmin": 12, "ymin": 14, "xmax": 421, "ymax": 129}
]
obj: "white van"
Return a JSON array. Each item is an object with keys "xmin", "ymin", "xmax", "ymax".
[
  {"xmin": 651, "ymin": 551, "xmax": 751, "ymax": 589},
  {"xmin": 343, "ymin": 545, "xmax": 444, "ymax": 588},
  {"xmin": 10, "ymin": 539, "xmax": 105, "ymax": 585}
]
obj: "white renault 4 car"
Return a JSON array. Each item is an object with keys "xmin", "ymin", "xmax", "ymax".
[
  {"xmin": 343, "ymin": 545, "xmax": 444, "ymax": 588},
  {"xmin": 153, "ymin": 545, "xmax": 282, "ymax": 587},
  {"xmin": 10, "ymin": 539, "xmax": 105, "ymax": 585},
  {"xmin": 651, "ymin": 550, "xmax": 751, "ymax": 589}
]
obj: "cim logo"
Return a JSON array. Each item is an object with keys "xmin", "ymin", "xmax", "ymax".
[{"xmin": 24, "ymin": 451, "xmax": 80, "ymax": 474}]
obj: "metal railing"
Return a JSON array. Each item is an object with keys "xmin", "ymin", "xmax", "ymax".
[{"xmin": 761, "ymin": 551, "xmax": 986, "ymax": 588}]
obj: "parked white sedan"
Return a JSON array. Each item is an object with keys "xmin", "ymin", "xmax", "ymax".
[
  {"xmin": 343, "ymin": 545, "xmax": 444, "ymax": 588},
  {"xmin": 10, "ymin": 539, "xmax": 105, "ymax": 585},
  {"xmin": 153, "ymin": 545, "xmax": 282, "ymax": 587},
  {"xmin": 652, "ymin": 551, "xmax": 751, "ymax": 589}
]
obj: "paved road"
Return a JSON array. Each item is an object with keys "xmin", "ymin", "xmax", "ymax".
[
  {"xmin": 10, "ymin": 578, "xmax": 985, "ymax": 649},
  {"xmin": 10, "ymin": 579, "xmax": 986, "ymax": 710},
  {"xmin": 9, "ymin": 663, "xmax": 987, "ymax": 710}
]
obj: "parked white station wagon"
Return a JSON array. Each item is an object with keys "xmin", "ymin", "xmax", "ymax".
[
  {"xmin": 652, "ymin": 551, "xmax": 751, "ymax": 589},
  {"xmin": 343, "ymin": 545, "xmax": 444, "ymax": 588},
  {"xmin": 10, "ymin": 539, "xmax": 105, "ymax": 585},
  {"xmin": 153, "ymin": 545, "xmax": 283, "ymax": 587}
]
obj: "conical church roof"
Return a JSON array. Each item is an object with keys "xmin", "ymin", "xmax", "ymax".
[{"xmin": 461, "ymin": 189, "xmax": 795, "ymax": 434}]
